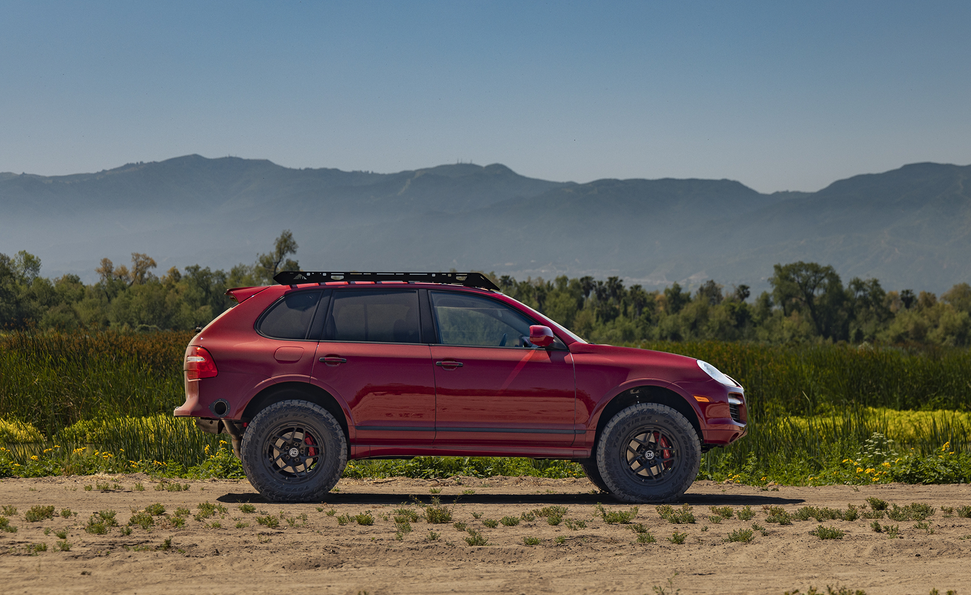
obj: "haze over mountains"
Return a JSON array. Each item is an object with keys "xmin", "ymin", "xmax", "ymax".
[{"xmin": 1, "ymin": 155, "xmax": 969, "ymax": 294}]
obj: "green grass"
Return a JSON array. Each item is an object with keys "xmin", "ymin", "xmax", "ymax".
[{"xmin": 4, "ymin": 332, "xmax": 971, "ymax": 487}]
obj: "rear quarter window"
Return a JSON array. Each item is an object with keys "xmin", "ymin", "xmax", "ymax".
[{"xmin": 257, "ymin": 290, "xmax": 324, "ymax": 340}]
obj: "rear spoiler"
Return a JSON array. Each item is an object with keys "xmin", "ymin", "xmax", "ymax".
[{"xmin": 225, "ymin": 286, "xmax": 270, "ymax": 304}]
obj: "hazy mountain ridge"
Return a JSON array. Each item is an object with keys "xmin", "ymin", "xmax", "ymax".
[{"xmin": 2, "ymin": 156, "xmax": 969, "ymax": 293}]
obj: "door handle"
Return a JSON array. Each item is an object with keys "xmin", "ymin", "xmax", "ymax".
[
  {"xmin": 435, "ymin": 360, "xmax": 463, "ymax": 369},
  {"xmin": 319, "ymin": 356, "xmax": 347, "ymax": 366}
]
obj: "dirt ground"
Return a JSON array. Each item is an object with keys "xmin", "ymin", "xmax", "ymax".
[{"xmin": 1, "ymin": 475, "xmax": 970, "ymax": 595}]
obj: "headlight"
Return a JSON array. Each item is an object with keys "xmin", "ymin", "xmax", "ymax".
[{"xmin": 697, "ymin": 360, "xmax": 735, "ymax": 387}]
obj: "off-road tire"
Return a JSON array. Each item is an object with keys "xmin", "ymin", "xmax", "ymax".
[
  {"xmin": 596, "ymin": 403, "xmax": 700, "ymax": 503},
  {"xmin": 240, "ymin": 399, "xmax": 347, "ymax": 502},
  {"xmin": 579, "ymin": 457, "xmax": 611, "ymax": 493}
]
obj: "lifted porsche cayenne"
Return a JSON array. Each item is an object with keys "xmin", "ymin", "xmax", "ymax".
[{"xmin": 175, "ymin": 271, "xmax": 747, "ymax": 502}]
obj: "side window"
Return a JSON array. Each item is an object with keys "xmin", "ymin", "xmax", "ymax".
[
  {"xmin": 431, "ymin": 292, "xmax": 533, "ymax": 347},
  {"xmin": 258, "ymin": 291, "xmax": 323, "ymax": 340},
  {"xmin": 325, "ymin": 290, "xmax": 420, "ymax": 343}
]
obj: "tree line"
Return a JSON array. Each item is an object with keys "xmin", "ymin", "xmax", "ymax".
[{"xmin": 2, "ymin": 233, "xmax": 969, "ymax": 346}]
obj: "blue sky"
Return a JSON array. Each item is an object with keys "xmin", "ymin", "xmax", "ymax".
[{"xmin": 2, "ymin": 0, "xmax": 969, "ymax": 193}]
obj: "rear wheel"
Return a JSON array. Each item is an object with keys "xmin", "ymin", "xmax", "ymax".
[
  {"xmin": 596, "ymin": 403, "xmax": 700, "ymax": 503},
  {"xmin": 240, "ymin": 400, "xmax": 347, "ymax": 502}
]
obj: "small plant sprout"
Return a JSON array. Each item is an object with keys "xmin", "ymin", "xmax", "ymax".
[
  {"xmin": 25, "ymin": 505, "xmax": 55, "ymax": 522},
  {"xmin": 866, "ymin": 497, "xmax": 888, "ymax": 511},
  {"xmin": 423, "ymin": 498, "xmax": 452, "ymax": 524},
  {"xmin": 500, "ymin": 516, "xmax": 520, "ymax": 526},
  {"xmin": 810, "ymin": 525, "xmax": 845, "ymax": 540},
  {"xmin": 597, "ymin": 504, "xmax": 639, "ymax": 524},
  {"xmin": 239, "ymin": 504, "xmax": 256, "ymax": 514},
  {"xmin": 668, "ymin": 531, "xmax": 687, "ymax": 544},
  {"xmin": 482, "ymin": 519, "xmax": 499, "ymax": 528},
  {"xmin": 145, "ymin": 503, "xmax": 165, "ymax": 516},
  {"xmin": 523, "ymin": 536, "xmax": 541, "ymax": 546},
  {"xmin": 393, "ymin": 508, "xmax": 420, "ymax": 522},
  {"xmin": 764, "ymin": 506, "xmax": 792, "ymax": 525},
  {"xmin": 737, "ymin": 506, "xmax": 754, "ymax": 521},
  {"xmin": 128, "ymin": 511, "xmax": 154, "ymax": 530},
  {"xmin": 656, "ymin": 504, "xmax": 694, "ymax": 524},
  {"xmin": 728, "ymin": 528, "xmax": 754, "ymax": 543},
  {"xmin": 465, "ymin": 528, "xmax": 487, "ymax": 546}
]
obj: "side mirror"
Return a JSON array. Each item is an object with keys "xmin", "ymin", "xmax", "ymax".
[{"xmin": 528, "ymin": 325, "xmax": 555, "ymax": 348}]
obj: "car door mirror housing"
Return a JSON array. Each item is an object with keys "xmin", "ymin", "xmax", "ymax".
[{"xmin": 528, "ymin": 325, "xmax": 555, "ymax": 348}]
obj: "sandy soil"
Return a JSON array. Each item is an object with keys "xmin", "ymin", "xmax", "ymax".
[{"xmin": 1, "ymin": 475, "xmax": 970, "ymax": 594}]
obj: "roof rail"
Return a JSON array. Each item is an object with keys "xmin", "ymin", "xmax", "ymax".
[{"xmin": 273, "ymin": 271, "xmax": 500, "ymax": 291}]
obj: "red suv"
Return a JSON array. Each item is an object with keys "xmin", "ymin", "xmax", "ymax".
[{"xmin": 175, "ymin": 272, "xmax": 747, "ymax": 503}]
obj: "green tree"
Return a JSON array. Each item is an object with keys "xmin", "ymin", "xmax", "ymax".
[
  {"xmin": 770, "ymin": 261, "xmax": 849, "ymax": 340},
  {"xmin": 255, "ymin": 230, "xmax": 299, "ymax": 284}
]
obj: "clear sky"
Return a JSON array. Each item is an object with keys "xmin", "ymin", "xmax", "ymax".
[{"xmin": 2, "ymin": 0, "xmax": 969, "ymax": 193}]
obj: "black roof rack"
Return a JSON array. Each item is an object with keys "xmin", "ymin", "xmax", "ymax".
[{"xmin": 273, "ymin": 271, "xmax": 499, "ymax": 291}]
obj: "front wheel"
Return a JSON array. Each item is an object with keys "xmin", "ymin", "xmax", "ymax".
[
  {"xmin": 240, "ymin": 400, "xmax": 347, "ymax": 502},
  {"xmin": 596, "ymin": 403, "xmax": 700, "ymax": 503}
]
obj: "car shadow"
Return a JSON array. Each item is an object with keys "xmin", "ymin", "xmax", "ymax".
[{"xmin": 217, "ymin": 490, "xmax": 804, "ymax": 507}]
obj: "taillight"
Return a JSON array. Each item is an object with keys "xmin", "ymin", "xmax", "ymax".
[{"xmin": 185, "ymin": 346, "xmax": 218, "ymax": 380}]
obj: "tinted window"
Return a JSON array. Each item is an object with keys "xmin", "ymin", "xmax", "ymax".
[
  {"xmin": 431, "ymin": 292, "xmax": 533, "ymax": 347},
  {"xmin": 258, "ymin": 291, "xmax": 323, "ymax": 340},
  {"xmin": 326, "ymin": 290, "xmax": 420, "ymax": 343}
]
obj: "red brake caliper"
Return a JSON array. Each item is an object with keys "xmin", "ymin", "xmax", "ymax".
[
  {"xmin": 304, "ymin": 434, "xmax": 317, "ymax": 457},
  {"xmin": 658, "ymin": 434, "xmax": 673, "ymax": 469}
]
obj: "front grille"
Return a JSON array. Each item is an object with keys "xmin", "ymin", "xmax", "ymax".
[{"xmin": 729, "ymin": 403, "xmax": 741, "ymax": 422}]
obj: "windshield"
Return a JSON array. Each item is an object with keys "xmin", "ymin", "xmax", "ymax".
[{"xmin": 500, "ymin": 294, "xmax": 588, "ymax": 344}]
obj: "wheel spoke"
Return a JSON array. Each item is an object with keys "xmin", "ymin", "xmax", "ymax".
[{"xmin": 622, "ymin": 428, "xmax": 680, "ymax": 481}]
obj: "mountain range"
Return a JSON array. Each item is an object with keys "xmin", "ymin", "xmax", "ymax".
[{"xmin": 2, "ymin": 155, "xmax": 969, "ymax": 294}]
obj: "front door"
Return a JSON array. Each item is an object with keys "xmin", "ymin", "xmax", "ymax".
[{"xmin": 428, "ymin": 291, "xmax": 576, "ymax": 448}]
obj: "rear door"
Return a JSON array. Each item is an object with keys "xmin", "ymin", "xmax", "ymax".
[{"xmin": 310, "ymin": 288, "xmax": 436, "ymax": 448}]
